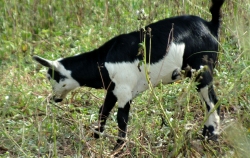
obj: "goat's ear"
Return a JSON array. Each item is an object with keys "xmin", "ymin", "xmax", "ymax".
[{"xmin": 33, "ymin": 55, "xmax": 59, "ymax": 70}]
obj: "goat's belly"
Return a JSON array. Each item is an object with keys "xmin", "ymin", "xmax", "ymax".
[
  {"xmin": 132, "ymin": 44, "xmax": 185, "ymax": 97},
  {"xmin": 131, "ymin": 66, "xmax": 181, "ymax": 98}
]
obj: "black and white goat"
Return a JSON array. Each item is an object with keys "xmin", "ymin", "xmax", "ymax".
[{"xmin": 33, "ymin": 0, "xmax": 225, "ymax": 149}]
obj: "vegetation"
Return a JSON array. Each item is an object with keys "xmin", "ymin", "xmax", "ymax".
[{"xmin": 0, "ymin": 0, "xmax": 249, "ymax": 157}]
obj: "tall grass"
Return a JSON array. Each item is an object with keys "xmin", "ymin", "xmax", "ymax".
[{"xmin": 0, "ymin": 0, "xmax": 250, "ymax": 157}]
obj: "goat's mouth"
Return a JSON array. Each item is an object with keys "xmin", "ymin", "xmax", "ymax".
[
  {"xmin": 54, "ymin": 98, "xmax": 63, "ymax": 103},
  {"xmin": 50, "ymin": 92, "xmax": 69, "ymax": 103},
  {"xmin": 52, "ymin": 96, "xmax": 63, "ymax": 103}
]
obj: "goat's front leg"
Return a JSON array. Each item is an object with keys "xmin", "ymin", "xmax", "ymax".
[
  {"xmin": 94, "ymin": 91, "xmax": 117, "ymax": 138},
  {"xmin": 109, "ymin": 78, "xmax": 135, "ymax": 150},
  {"xmin": 114, "ymin": 101, "xmax": 131, "ymax": 150},
  {"xmin": 199, "ymin": 85, "xmax": 220, "ymax": 140}
]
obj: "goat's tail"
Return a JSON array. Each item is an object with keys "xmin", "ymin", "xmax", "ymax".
[{"xmin": 210, "ymin": 0, "xmax": 225, "ymax": 24}]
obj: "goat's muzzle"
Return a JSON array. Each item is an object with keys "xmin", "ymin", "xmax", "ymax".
[{"xmin": 52, "ymin": 96, "xmax": 63, "ymax": 103}]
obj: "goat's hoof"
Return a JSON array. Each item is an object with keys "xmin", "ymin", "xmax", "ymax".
[
  {"xmin": 114, "ymin": 140, "xmax": 126, "ymax": 151},
  {"xmin": 93, "ymin": 132, "xmax": 100, "ymax": 139},
  {"xmin": 202, "ymin": 125, "xmax": 219, "ymax": 141},
  {"xmin": 112, "ymin": 141, "xmax": 126, "ymax": 157},
  {"xmin": 91, "ymin": 127, "xmax": 103, "ymax": 139},
  {"xmin": 91, "ymin": 122, "xmax": 104, "ymax": 139},
  {"xmin": 93, "ymin": 128, "xmax": 105, "ymax": 139},
  {"xmin": 172, "ymin": 68, "xmax": 181, "ymax": 80},
  {"xmin": 208, "ymin": 134, "xmax": 218, "ymax": 141}
]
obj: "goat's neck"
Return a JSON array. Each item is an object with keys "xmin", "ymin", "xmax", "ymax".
[{"xmin": 61, "ymin": 50, "xmax": 110, "ymax": 89}]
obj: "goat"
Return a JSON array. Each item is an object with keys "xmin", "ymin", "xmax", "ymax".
[{"xmin": 33, "ymin": 0, "xmax": 225, "ymax": 150}]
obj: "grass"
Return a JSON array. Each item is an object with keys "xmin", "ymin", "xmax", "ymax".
[{"xmin": 0, "ymin": 0, "xmax": 250, "ymax": 157}]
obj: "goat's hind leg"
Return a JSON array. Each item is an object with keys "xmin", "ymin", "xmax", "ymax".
[
  {"xmin": 94, "ymin": 90, "xmax": 117, "ymax": 138},
  {"xmin": 197, "ymin": 69, "xmax": 220, "ymax": 141}
]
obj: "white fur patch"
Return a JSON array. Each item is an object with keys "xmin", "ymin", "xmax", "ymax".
[
  {"xmin": 49, "ymin": 61, "xmax": 80, "ymax": 100},
  {"xmin": 105, "ymin": 43, "xmax": 185, "ymax": 108},
  {"xmin": 199, "ymin": 86, "xmax": 220, "ymax": 134}
]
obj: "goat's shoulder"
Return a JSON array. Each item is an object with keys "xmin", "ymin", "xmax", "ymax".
[{"xmin": 105, "ymin": 31, "xmax": 141, "ymax": 63}]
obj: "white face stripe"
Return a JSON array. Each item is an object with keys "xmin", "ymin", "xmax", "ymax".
[
  {"xmin": 199, "ymin": 85, "xmax": 220, "ymax": 134},
  {"xmin": 105, "ymin": 43, "xmax": 185, "ymax": 108},
  {"xmin": 56, "ymin": 61, "xmax": 71, "ymax": 78},
  {"xmin": 48, "ymin": 62, "xmax": 80, "ymax": 100}
]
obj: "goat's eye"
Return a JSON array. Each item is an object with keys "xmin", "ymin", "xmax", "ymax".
[{"xmin": 62, "ymin": 84, "xmax": 66, "ymax": 87}]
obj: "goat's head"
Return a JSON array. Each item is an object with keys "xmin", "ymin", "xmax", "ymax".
[{"xmin": 33, "ymin": 55, "xmax": 80, "ymax": 102}]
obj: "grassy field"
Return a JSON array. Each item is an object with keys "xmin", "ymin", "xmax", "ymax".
[{"xmin": 0, "ymin": 0, "xmax": 250, "ymax": 157}]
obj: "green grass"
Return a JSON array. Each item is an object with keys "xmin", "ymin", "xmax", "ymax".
[{"xmin": 0, "ymin": 0, "xmax": 250, "ymax": 157}]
